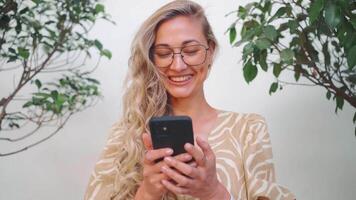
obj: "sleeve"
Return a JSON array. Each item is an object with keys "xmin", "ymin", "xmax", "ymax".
[
  {"xmin": 242, "ymin": 114, "xmax": 295, "ymax": 200},
  {"xmin": 84, "ymin": 125, "xmax": 122, "ymax": 200}
]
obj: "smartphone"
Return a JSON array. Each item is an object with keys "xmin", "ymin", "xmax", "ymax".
[{"xmin": 149, "ymin": 115, "xmax": 194, "ymax": 158}]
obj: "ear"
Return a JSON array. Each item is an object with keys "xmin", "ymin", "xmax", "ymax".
[
  {"xmin": 208, "ymin": 40, "xmax": 216, "ymax": 52},
  {"xmin": 207, "ymin": 40, "xmax": 216, "ymax": 63}
]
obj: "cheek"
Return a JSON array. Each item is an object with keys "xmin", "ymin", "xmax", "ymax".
[{"xmin": 197, "ymin": 67, "xmax": 209, "ymax": 82}]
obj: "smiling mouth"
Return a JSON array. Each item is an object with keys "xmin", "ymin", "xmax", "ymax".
[
  {"xmin": 168, "ymin": 75, "xmax": 193, "ymax": 83},
  {"xmin": 168, "ymin": 74, "xmax": 193, "ymax": 84}
]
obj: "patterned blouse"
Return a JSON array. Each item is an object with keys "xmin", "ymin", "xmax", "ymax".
[{"xmin": 85, "ymin": 111, "xmax": 295, "ymax": 200}]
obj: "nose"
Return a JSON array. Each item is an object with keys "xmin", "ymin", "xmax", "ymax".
[{"xmin": 170, "ymin": 53, "xmax": 188, "ymax": 71}]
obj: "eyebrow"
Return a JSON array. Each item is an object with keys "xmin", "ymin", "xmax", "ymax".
[{"xmin": 154, "ymin": 39, "xmax": 201, "ymax": 48}]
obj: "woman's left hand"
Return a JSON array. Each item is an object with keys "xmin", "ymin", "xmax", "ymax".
[{"xmin": 160, "ymin": 137, "xmax": 230, "ymax": 200}]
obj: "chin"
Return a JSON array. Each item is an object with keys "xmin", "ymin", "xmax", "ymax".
[{"xmin": 167, "ymin": 88, "xmax": 194, "ymax": 99}]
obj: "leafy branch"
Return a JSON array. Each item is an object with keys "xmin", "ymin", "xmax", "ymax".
[
  {"xmin": 0, "ymin": 0, "xmax": 113, "ymax": 156},
  {"xmin": 227, "ymin": 0, "xmax": 356, "ymax": 134}
]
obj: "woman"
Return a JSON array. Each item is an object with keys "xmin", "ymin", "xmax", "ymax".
[{"xmin": 85, "ymin": 1, "xmax": 295, "ymax": 200}]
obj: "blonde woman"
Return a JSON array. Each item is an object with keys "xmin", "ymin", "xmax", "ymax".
[{"xmin": 85, "ymin": 1, "xmax": 295, "ymax": 200}]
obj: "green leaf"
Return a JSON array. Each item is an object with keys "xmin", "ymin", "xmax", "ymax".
[
  {"xmin": 322, "ymin": 42, "xmax": 331, "ymax": 66},
  {"xmin": 101, "ymin": 49, "xmax": 112, "ymax": 59},
  {"xmin": 55, "ymin": 94, "xmax": 66, "ymax": 107},
  {"xmin": 94, "ymin": 39, "xmax": 103, "ymax": 50},
  {"xmin": 309, "ymin": 0, "xmax": 324, "ymax": 24},
  {"xmin": 229, "ymin": 27, "xmax": 237, "ymax": 44},
  {"xmin": 237, "ymin": 6, "xmax": 247, "ymax": 19},
  {"xmin": 268, "ymin": 7, "xmax": 286, "ymax": 23},
  {"xmin": 273, "ymin": 63, "xmax": 282, "ymax": 78},
  {"xmin": 259, "ymin": 50, "xmax": 268, "ymax": 72},
  {"xmin": 288, "ymin": 20, "xmax": 299, "ymax": 34},
  {"xmin": 51, "ymin": 90, "xmax": 59, "ymax": 100},
  {"xmin": 280, "ymin": 49, "xmax": 294, "ymax": 63},
  {"xmin": 32, "ymin": 97, "xmax": 43, "ymax": 106},
  {"xmin": 18, "ymin": 47, "xmax": 30, "ymax": 59},
  {"xmin": 243, "ymin": 42, "xmax": 254, "ymax": 57},
  {"xmin": 7, "ymin": 56, "xmax": 17, "ymax": 63},
  {"xmin": 347, "ymin": 45, "xmax": 356, "ymax": 69},
  {"xmin": 263, "ymin": 25, "xmax": 278, "ymax": 41},
  {"xmin": 326, "ymin": 91, "xmax": 331, "ymax": 100},
  {"xmin": 255, "ymin": 38, "xmax": 271, "ymax": 50},
  {"xmin": 15, "ymin": 21, "xmax": 22, "ymax": 34},
  {"xmin": 325, "ymin": 3, "xmax": 341, "ymax": 28},
  {"xmin": 269, "ymin": 82, "xmax": 278, "ymax": 95},
  {"xmin": 32, "ymin": 0, "xmax": 41, "ymax": 4},
  {"xmin": 23, "ymin": 102, "xmax": 33, "ymax": 108},
  {"xmin": 9, "ymin": 122, "xmax": 20, "ymax": 129},
  {"xmin": 351, "ymin": 18, "xmax": 356, "ymax": 30},
  {"xmin": 243, "ymin": 59, "xmax": 258, "ymax": 84},
  {"xmin": 335, "ymin": 95, "xmax": 344, "ymax": 112},
  {"xmin": 262, "ymin": 0, "xmax": 272, "ymax": 13},
  {"xmin": 86, "ymin": 78, "xmax": 100, "ymax": 84},
  {"xmin": 19, "ymin": 7, "xmax": 30, "ymax": 15},
  {"xmin": 241, "ymin": 20, "xmax": 260, "ymax": 41},
  {"xmin": 33, "ymin": 92, "xmax": 50, "ymax": 98},
  {"xmin": 294, "ymin": 65, "xmax": 301, "ymax": 81},
  {"xmin": 95, "ymin": 4, "xmax": 105, "ymax": 14},
  {"xmin": 9, "ymin": 48, "xmax": 16, "ymax": 54},
  {"xmin": 34, "ymin": 79, "xmax": 42, "ymax": 89}
]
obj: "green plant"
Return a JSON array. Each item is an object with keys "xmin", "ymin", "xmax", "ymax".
[
  {"xmin": 0, "ymin": 0, "xmax": 113, "ymax": 156},
  {"xmin": 227, "ymin": 0, "xmax": 356, "ymax": 133}
]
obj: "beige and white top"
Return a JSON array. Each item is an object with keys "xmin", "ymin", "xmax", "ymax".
[{"xmin": 85, "ymin": 111, "xmax": 295, "ymax": 200}]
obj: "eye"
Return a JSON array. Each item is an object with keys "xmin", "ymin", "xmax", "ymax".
[
  {"xmin": 182, "ymin": 46, "xmax": 201, "ymax": 56},
  {"xmin": 154, "ymin": 49, "xmax": 172, "ymax": 58}
]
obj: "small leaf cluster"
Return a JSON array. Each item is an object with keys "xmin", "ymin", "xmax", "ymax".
[
  {"xmin": 227, "ymin": 0, "xmax": 356, "ymax": 130},
  {"xmin": 0, "ymin": 0, "xmax": 112, "ymax": 62},
  {"xmin": 23, "ymin": 73, "xmax": 100, "ymax": 113},
  {"xmin": 4, "ymin": 72, "xmax": 101, "ymax": 130}
]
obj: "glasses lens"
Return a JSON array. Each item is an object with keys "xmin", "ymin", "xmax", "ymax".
[
  {"xmin": 153, "ymin": 48, "xmax": 173, "ymax": 68},
  {"xmin": 181, "ymin": 45, "xmax": 207, "ymax": 66},
  {"xmin": 152, "ymin": 45, "xmax": 207, "ymax": 68}
]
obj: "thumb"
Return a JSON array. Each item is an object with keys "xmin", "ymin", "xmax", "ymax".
[{"xmin": 142, "ymin": 132, "xmax": 153, "ymax": 150}]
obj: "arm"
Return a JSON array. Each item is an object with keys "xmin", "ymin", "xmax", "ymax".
[
  {"xmin": 85, "ymin": 128, "xmax": 194, "ymax": 200},
  {"xmin": 242, "ymin": 114, "xmax": 295, "ymax": 200},
  {"xmin": 84, "ymin": 126, "xmax": 122, "ymax": 200}
]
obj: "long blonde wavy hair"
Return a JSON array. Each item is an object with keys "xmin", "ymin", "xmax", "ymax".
[{"xmin": 110, "ymin": 1, "xmax": 218, "ymax": 199}]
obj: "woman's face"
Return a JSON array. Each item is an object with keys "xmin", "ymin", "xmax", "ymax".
[{"xmin": 152, "ymin": 16, "xmax": 214, "ymax": 100}]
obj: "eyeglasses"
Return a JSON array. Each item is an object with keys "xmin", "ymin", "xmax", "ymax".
[{"xmin": 151, "ymin": 44, "xmax": 209, "ymax": 68}]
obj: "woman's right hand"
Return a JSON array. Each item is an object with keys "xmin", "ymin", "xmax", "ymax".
[{"xmin": 135, "ymin": 132, "xmax": 193, "ymax": 200}]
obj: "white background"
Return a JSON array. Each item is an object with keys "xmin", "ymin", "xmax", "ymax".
[{"xmin": 0, "ymin": 0, "xmax": 355, "ymax": 199}]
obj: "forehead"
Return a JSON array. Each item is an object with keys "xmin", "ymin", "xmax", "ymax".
[{"xmin": 154, "ymin": 15, "xmax": 206, "ymax": 47}]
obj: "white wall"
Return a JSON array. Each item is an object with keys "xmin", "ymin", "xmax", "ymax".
[{"xmin": 0, "ymin": 0, "xmax": 355, "ymax": 199}]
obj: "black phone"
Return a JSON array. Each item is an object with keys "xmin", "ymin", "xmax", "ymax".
[{"xmin": 149, "ymin": 115, "xmax": 194, "ymax": 157}]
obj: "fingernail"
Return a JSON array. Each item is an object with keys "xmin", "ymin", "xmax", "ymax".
[
  {"xmin": 166, "ymin": 149, "xmax": 173, "ymax": 154},
  {"xmin": 161, "ymin": 166, "xmax": 168, "ymax": 172},
  {"xmin": 185, "ymin": 143, "xmax": 193, "ymax": 149},
  {"xmin": 184, "ymin": 154, "xmax": 192, "ymax": 160},
  {"xmin": 164, "ymin": 157, "xmax": 172, "ymax": 162}
]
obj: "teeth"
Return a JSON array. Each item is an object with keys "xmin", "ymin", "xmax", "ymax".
[{"xmin": 170, "ymin": 75, "xmax": 191, "ymax": 82}]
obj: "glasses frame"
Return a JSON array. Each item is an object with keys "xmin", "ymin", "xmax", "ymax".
[{"xmin": 151, "ymin": 44, "xmax": 210, "ymax": 68}]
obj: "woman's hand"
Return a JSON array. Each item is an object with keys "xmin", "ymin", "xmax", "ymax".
[
  {"xmin": 135, "ymin": 133, "xmax": 193, "ymax": 200},
  {"xmin": 160, "ymin": 137, "xmax": 230, "ymax": 200}
]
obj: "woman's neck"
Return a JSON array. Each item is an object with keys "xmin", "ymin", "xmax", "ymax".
[
  {"xmin": 170, "ymin": 91, "xmax": 212, "ymax": 118},
  {"xmin": 170, "ymin": 91, "xmax": 218, "ymax": 139}
]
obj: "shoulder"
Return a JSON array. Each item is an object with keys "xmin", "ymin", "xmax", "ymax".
[
  {"xmin": 217, "ymin": 110, "xmax": 269, "ymax": 142},
  {"xmin": 217, "ymin": 110, "xmax": 267, "ymax": 128}
]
